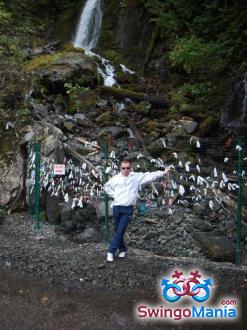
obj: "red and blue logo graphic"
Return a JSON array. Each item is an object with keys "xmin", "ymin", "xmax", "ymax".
[{"xmin": 161, "ymin": 270, "xmax": 212, "ymax": 303}]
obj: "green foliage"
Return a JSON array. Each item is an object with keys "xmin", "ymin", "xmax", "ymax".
[
  {"xmin": 176, "ymin": 82, "xmax": 217, "ymax": 105},
  {"xmin": 169, "ymin": 36, "xmax": 226, "ymax": 75},
  {"xmin": 120, "ymin": 0, "xmax": 128, "ymax": 9},
  {"xmin": 142, "ymin": 0, "xmax": 247, "ymax": 110},
  {"xmin": 0, "ymin": 1, "xmax": 11, "ymax": 29},
  {"xmin": 16, "ymin": 107, "xmax": 31, "ymax": 125},
  {"xmin": 64, "ymin": 82, "xmax": 91, "ymax": 114},
  {"xmin": 64, "ymin": 82, "xmax": 83, "ymax": 114},
  {"xmin": 7, "ymin": 0, "xmax": 78, "ymax": 12},
  {"xmin": 135, "ymin": 101, "xmax": 151, "ymax": 115},
  {"xmin": 0, "ymin": 0, "xmax": 44, "ymax": 135}
]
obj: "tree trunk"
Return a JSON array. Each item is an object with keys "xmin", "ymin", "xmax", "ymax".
[{"xmin": 98, "ymin": 86, "xmax": 169, "ymax": 108}]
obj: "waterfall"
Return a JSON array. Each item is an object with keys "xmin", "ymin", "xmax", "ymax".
[
  {"xmin": 73, "ymin": 0, "xmax": 102, "ymax": 50},
  {"xmin": 72, "ymin": 0, "xmax": 118, "ymax": 87},
  {"xmin": 72, "ymin": 0, "xmax": 134, "ymax": 87}
]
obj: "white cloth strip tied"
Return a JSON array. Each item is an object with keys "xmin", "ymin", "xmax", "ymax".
[
  {"xmin": 171, "ymin": 180, "xmax": 177, "ymax": 190},
  {"xmin": 178, "ymin": 184, "xmax": 185, "ymax": 196},
  {"xmin": 168, "ymin": 208, "xmax": 173, "ymax": 215},
  {"xmin": 189, "ymin": 175, "xmax": 195, "ymax": 181},
  {"xmin": 160, "ymin": 138, "xmax": 167, "ymax": 148},
  {"xmin": 78, "ymin": 197, "xmax": 83, "ymax": 208},
  {"xmin": 219, "ymin": 180, "xmax": 225, "ymax": 188},
  {"xmin": 222, "ymin": 172, "xmax": 229, "ymax": 183},
  {"xmin": 185, "ymin": 162, "xmax": 190, "ymax": 172}
]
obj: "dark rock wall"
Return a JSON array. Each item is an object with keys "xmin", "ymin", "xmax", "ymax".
[
  {"xmin": 97, "ymin": 0, "xmax": 153, "ymax": 68},
  {"xmin": 220, "ymin": 73, "xmax": 247, "ymax": 134},
  {"xmin": 53, "ymin": 0, "xmax": 87, "ymax": 44}
]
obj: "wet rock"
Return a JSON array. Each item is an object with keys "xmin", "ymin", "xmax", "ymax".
[
  {"xmin": 193, "ymin": 202, "xmax": 210, "ymax": 217},
  {"xmin": 165, "ymin": 133, "xmax": 179, "ymax": 147},
  {"xmin": 152, "ymin": 209, "xmax": 167, "ymax": 219},
  {"xmin": 20, "ymin": 131, "xmax": 35, "ymax": 145},
  {"xmin": 105, "ymin": 126, "xmax": 126, "ymax": 138},
  {"xmin": 96, "ymin": 99, "xmax": 108, "ymax": 107},
  {"xmin": 38, "ymin": 123, "xmax": 64, "ymax": 157},
  {"xmin": 60, "ymin": 204, "xmax": 98, "ymax": 231},
  {"xmin": 192, "ymin": 218, "xmax": 214, "ymax": 232},
  {"xmin": 194, "ymin": 232, "xmax": 235, "ymax": 262},
  {"xmin": 62, "ymin": 121, "xmax": 75, "ymax": 133},
  {"xmin": 26, "ymin": 48, "xmax": 98, "ymax": 93},
  {"xmin": 74, "ymin": 113, "xmax": 94, "ymax": 128},
  {"xmin": 0, "ymin": 150, "xmax": 24, "ymax": 209},
  {"xmin": 32, "ymin": 103, "xmax": 49, "ymax": 116},
  {"xmin": 198, "ymin": 115, "xmax": 219, "ymax": 137},
  {"xmin": 179, "ymin": 118, "xmax": 198, "ymax": 134},
  {"xmin": 220, "ymin": 72, "xmax": 247, "ymax": 131},
  {"xmin": 45, "ymin": 193, "xmax": 61, "ymax": 225}
]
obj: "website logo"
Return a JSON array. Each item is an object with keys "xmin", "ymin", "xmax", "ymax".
[
  {"xmin": 162, "ymin": 270, "xmax": 211, "ymax": 303},
  {"xmin": 135, "ymin": 269, "xmax": 239, "ymax": 323}
]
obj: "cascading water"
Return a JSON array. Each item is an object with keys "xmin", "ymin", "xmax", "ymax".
[
  {"xmin": 72, "ymin": 0, "xmax": 118, "ymax": 87},
  {"xmin": 73, "ymin": 0, "xmax": 102, "ymax": 50}
]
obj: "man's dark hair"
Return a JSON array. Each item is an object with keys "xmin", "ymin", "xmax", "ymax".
[{"xmin": 120, "ymin": 159, "xmax": 132, "ymax": 166}]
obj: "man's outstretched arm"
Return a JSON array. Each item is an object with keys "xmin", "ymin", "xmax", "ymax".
[{"xmin": 137, "ymin": 167, "xmax": 172, "ymax": 185}]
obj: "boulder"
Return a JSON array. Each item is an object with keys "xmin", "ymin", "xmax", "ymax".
[
  {"xmin": 25, "ymin": 47, "xmax": 98, "ymax": 93},
  {"xmin": 38, "ymin": 123, "xmax": 64, "ymax": 157},
  {"xmin": 45, "ymin": 193, "xmax": 61, "ymax": 225},
  {"xmin": 74, "ymin": 113, "xmax": 94, "ymax": 128},
  {"xmin": 193, "ymin": 202, "xmax": 210, "ymax": 217},
  {"xmin": 179, "ymin": 118, "xmax": 198, "ymax": 134},
  {"xmin": 60, "ymin": 203, "xmax": 98, "ymax": 231},
  {"xmin": 32, "ymin": 103, "xmax": 49, "ymax": 117},
  {"xmin": 105, "ymin": 126, "xmax": 126, "ymax": 138},
  {"xmin": 0, "ymin": 150, "xmax": 24, "ymax": 209},
  {"xmin": 194, "ymin": 232, "xmax": 235, "ymax": 262}
]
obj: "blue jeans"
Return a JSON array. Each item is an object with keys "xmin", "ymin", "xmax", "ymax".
[{"xmin": 108, "ymin": 205, "xmax": 134, "ymax": 255}]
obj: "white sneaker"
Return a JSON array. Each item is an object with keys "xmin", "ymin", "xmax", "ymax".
[
  {"xmin": 119, "ymin": 252, "xmax": 126, "ymax": 258},
  {"xmin": 107, "ymin": 252, "xmax": 114, "ymax": 262}
]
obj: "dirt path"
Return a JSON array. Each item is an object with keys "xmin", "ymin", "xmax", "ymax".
[
  {"xmin": 0, "ymin": 214, "xmax": 246, "ymax": 329},
  {"xmin": 0, "ymin": 272, "xmax": 246, "ymax": 330}
]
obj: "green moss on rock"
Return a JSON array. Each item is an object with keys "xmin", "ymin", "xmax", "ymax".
[
  {"xmin": 25, "ymin": 46, "xmax": 98, "ymax": 93},
  {"xmin": 25, "ymin": 46, "xmax": 85, "ymax": 72},
  {"xmin": 199, "ymin": 115, "xmax": 218, "ymax": 137}
]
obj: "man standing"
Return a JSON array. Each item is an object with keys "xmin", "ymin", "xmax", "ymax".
[{"xmin": 104, "ymin": 159, "xmax": 171, "ymax": 262}]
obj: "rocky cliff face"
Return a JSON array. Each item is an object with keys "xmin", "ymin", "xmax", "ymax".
[
  {"xmin": 97, "ymin": 0, "xmax": 153, "ymax": 69},
  {"xmin": 220, "ymin": 72, "xmax": 247, "ymax": 133}
]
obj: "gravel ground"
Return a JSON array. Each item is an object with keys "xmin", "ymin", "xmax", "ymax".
[{"xmin": 0, "ymin": 213, "xmax": 246, "ymax": 329}]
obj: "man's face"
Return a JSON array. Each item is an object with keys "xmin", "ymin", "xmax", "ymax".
[{"xmin": 120, "ymin": 162, "xmax": 131, "ymax": 177}]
